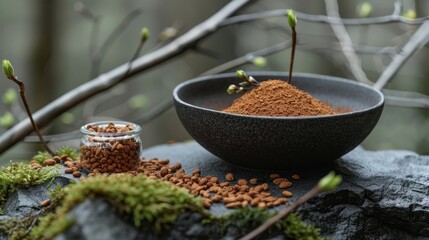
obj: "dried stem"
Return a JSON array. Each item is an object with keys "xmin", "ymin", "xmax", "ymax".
[
  {"xmin": 7, "ymin": 76, "xmax": 54, "ymax": 155},
  {"xmin": 239, "ymin": 186, "xmax": 321, "ymax": 240}
]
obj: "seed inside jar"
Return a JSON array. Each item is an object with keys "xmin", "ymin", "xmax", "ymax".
[{"xmin": 80, "ymin": 122, "xmax": 141, "ymax": 174}]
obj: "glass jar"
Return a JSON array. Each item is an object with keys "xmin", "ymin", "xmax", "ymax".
[{"xmin": 80, "ymin": 121, "xmax": 142, "ymax": 173}]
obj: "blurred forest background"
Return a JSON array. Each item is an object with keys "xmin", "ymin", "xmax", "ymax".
[{"xmin": 0, "ymin": 0, "xmax": 428, "ymax": 165}]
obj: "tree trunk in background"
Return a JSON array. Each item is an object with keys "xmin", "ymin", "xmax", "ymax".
[{"xmin": 30, "ymin": 0, "xmax": 57, "ymax": 111}]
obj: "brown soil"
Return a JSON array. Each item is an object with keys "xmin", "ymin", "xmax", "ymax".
[{"xmin": 223, "ymin": 79, "xmax": 337, "ymax": 117}]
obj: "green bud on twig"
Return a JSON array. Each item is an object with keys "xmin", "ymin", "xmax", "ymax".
[
  {"xmin": 236, "ymin": 70, "xmax": 247, "ymax": 79},
  {"xmin": 287, "ymin": 9, "xmax": 297, "ymax": 28},
  {"xmin": 318, "ymin": 171, "xmax": 342, "ymax": 192},
  {"xmin": 227, "ymin": 70, "xmax": 260, "ymax": 94},
  {"xmin": 227, "ymin": 84, "xmax": 239, "ymax": 94},
  {"xmin": 239, "ymin": 81, "xmax": 250, "ymax": 87},
  {"xmin": 2, "ymin": 59, "xmax": 14, "ymax": 79},
  {"xmin": 141, "ymin": 27, "xmax": 150, "ymax": 42}
]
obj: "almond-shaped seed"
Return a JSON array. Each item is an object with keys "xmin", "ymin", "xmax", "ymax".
[
  {"xmin": 209, "ymin": 177, "xmax": 219, "ymax": 183},
  {"xmin": 43, "ymin": 159, "xmax": 56, "ymax": 166},
  {"xmin": 199, "ymin": 178, "xmax": 208, "ymax": 185},
  {"xmin": 40, "ymin": 199, "xmax": 50, "ymax": 207},
  {"xmin": 270, "ymin": 173, "xmax": 281, "ymax": 179},
  {"xmin": 211, "ymin": 194, "xmax": 223, "ymax": 202},
  {"xmin": 279, "ymin": 181, "xmax": 292, "ymax": 189},
  {"xmin": 203, "ymin": 198, "xmax": 212, "ymax": 209},
  {"xmin": 226, "ymin": 202, "xmax": 241, "ymax": 208},
  {"xmin": 291, "ymin": 174, "xmax": 301, "ymax": 180},
  {"xmin": 237, "ymin": 179, "xmax": 248, "ymax": 186},
  {"xmin": 250, "ymin": 198, "xmax": 259, "ymax": 206},
  {"xmin": 53, "ymin": 156, "xmax": 61, "ymax": 163},
  {"xmin": 64, "ymin": 168, "xmax": 74, "ymax": 174},
  {"xmin": 282, "ymin": 190, "xmax": 293, "ymax": 197},
  {"xmin": 192, "ymin": 168, "xmax": 201, "ymax": 176},
  {"xmin": 249, "ymin": 178, "xmax": 258, "ymax": 185},
  {"xmin": 223, "ymin": 197, "xmax": 237, "ymax": 204},
  {"xmin": 72, "ymin": 171, "xmax": 82, "ymax": 178},
  {"xmin": 273, "ymin": 178, "xmax": 288, "ymax": 185},
  {"xmin": 225, "ymin": 173, "xmax": 235, "ymax": 181},
  {"xmin": 258, "ymin": 202, "xmax": 266, "ymax": 208}
]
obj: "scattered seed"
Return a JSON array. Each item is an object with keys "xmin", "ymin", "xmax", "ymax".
[
  {"xmin": 279, "ymin": 181, "xmax": 293, "ymax": 189},
  {"xmin": 237, "ymin": 179, "xmax": 248, "ymax": 186},
  {"xmin": 225, "ymin": 172, "xmax": 235, "ymax": 181},
  {"xmin": 40, "ymin": 199, "xmax": 50, "ymax": 207},
  {"xmin": 269, "ymin": 173, "xmax": 280, "ymax": 179},
  {"xmin": 72, "ymin": 171, "xmax": 82, "ymax": 178},
  {"xmin": 273, "ymin": 178, "xmax": 288, "ymax": 185},
  {"xmin": 282, "ymin": 190, "xmax": 293, "ymax": 197},
  {"xmin": 291, "ymin": 174, "xmax": 301, "ymax": 180},
  {"xmin": 43, "ymin": 159, "xmax": 56, "ymax": 166},
  {"xmin": 249, "ymin": 178, "xmax": 258, "ymax": 185}
]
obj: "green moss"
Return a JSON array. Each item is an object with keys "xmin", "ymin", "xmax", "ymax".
[
  {"xmin": 29, "ymin": 174, "xmax": 206, "ymax": 239},
  {"xmin": 0, "ymin": 215, "xmax": 35, "ymax": 240},
  {"xmin": 0, "ymin": 162, "xmax": 60, "ymax": 213},
  {"xmin": 55, "ymin": 146, "xmax": 79, "ymax": 160},
  {"xmin": 214, "ymin": 207, "xmax": 325, "ymax": 240},
  {"xmin": 31, "ymin": 151, "xmax": 52, "ymax": 164}
]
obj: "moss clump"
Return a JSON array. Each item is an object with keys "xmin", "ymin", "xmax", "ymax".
[
  {"xmin": 215, "ymin": 207, "xmax": 325, "ymax": 240},
  {"xmin": 29, "ymin": 174, "xmax": 206, "ymax": 239},
  {"xmin": 55, "ymin": 146, "xmax": 79, "ymax": 160},
  {"xmin": 31, "ymin": 151, "xmax": 53, "ymax": 164},
  {"xmin": 0, "ymin": 162, "xmax": 60, "ymax": 213}
]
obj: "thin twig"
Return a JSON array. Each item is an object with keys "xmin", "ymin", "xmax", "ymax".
[
  {"xmin": 383, "ymin": 89, "xmax": 429, "ymax": 108},
  {"xmin": 288, "ymin": 26, "xmax": 296, "ymax": 84},
  {"xmin": 373, "ymin": 20, "xmax": 429, "ymax": 90},
  {"xmin": 324, "ymin": 0, "xmax": 372, "ymax": 85},
  {"xmin": 74, "ymin": 2, "xmax": 100, "ymax": 60},
  {"xmin": 0, "ymin": 0, "xmax": 252, "ymax": 155},
  {"xmin": 392, "ymin": 0, "xmax": 403, "ymax": 16},
  {"xmin": 7, "ymin": 76, "xmax": 54, "ymax": 155},
  {"xmin": 221, "ymin": 9, "xmax": 429, "ymax": 27},
  {"xmin": 90, "ymin": 9, "xmax": 143, "ymax": 78},
  {"xmin": 239, "ymin": 186, "xmax": 321, "ymax": 240}
]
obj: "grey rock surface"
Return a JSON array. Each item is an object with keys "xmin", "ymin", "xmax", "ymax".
[
  {"xmin": 141, "ymin": 141, "xmax": 429, "ymax": 239},
  {"xmin": 2, "ymin": 175, "xmax": 70, "ymax": 217},
  {"xmin": 1, "ymin": 141, "xmax": 428, "ymax": 240},
  {"xmin": 57, "ymin": 198, "xmax": 140, "ymax": 240}
]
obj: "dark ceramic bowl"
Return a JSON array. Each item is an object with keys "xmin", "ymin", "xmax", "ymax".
[{"xmin": 173, "ymin": 72, "xmax": 384, "ymax": 170}]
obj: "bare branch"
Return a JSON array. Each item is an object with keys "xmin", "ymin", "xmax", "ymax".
[
  {"xmin": 373, "ymin": 20, "xmax": 429, "ymax": 90},
  {"xmin": 383, "ymin": 89, "xmax": 429, "ymax": 108},
  {"xmin": 221, "ymin": 9, "xmax": 429, "ymax": 27},
  {"xmin": 393, "ymin": 0, "xmax": 403, "ymax": 16},
  {"xmin": 0, "ymin": 0, "xmax": 251, "ymax": 155},
  {"xmin": 90, "ymin": 9, "xmax": 143, "ymax": 78},
  {"xmin": 324, "ymin": 0, "xmax": 372, "ymax": 84}
]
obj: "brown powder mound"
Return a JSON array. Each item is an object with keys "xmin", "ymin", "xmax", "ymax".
[{"xmin": 223, "ymin": 79, "xmax": 336, "ymax": 117}]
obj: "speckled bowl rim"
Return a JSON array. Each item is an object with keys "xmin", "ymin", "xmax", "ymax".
[{"xmin": 173, "ymin": 72, "xmax": 384, "ymax": 120}]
